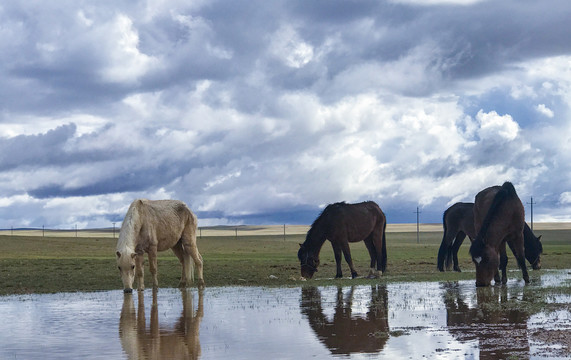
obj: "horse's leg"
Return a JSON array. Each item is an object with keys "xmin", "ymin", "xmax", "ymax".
[
  {"xmin": 340, "ymin": 241, "xmax": 358, "ymax": 279},
  {"xmin": 363, "ymin": 237, "xmax": 378, "ymax": 278},
  {"xmin": 370, "ymin": 229, "xmax": 385, "ymax": 277},
  {"xmin": 451, "ymin": 232, "xmax": 466, "ymax": 272},
  {"xmin": 498, "ymin": 242, "xmax": 508, "ymax": 285},
  {"xmin": 135, "ymin": 253, "xmax": 145, "ymax": 291},
  {"xmin": 171, "ymin": 242, "xmax": 187, "ymax": 287},
  {"xmin": 331, "ymin": 242, "xmax": 343, "ymax": 278},
  {"xmin": 508, "ymin": 232, "xmax": 530, "ymax": 284},
  {"xmin": 437, "ymin": 228, "xmax": 456, "ymax": 271},
  {"xmin": 148, "ymin": 245, "xmax": 159, "ymax": 289}
]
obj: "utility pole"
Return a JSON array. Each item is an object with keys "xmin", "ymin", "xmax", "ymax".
[
  {"xmin": 283, "ymin": 224, "xmax": 286, "ymax": 241},
  {"xmin": 526, "ymin": 197, "xmax": 536, "ymax": 232},
  {"xmin": 414, "ymin": 207, "xmax": 422, "ymax": 244}
]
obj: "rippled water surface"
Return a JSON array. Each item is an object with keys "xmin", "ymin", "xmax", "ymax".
[{"xmin": 0, "ymin": 270, "xmax": 569, "ymax": 359}]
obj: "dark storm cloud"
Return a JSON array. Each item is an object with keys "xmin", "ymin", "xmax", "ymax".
[{"xmin": 0, "ymin": 124, "xmax": 77, "ymax": 170}]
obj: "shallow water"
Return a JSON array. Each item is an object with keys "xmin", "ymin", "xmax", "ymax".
[{"xmin": 0, "ymin": 270, "xmax": 569, "ymax": 359}]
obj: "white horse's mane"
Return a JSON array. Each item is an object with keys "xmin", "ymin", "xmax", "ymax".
[{"xmin": 116, "ymin": 200, "xmax": 143, "ymax": 253}]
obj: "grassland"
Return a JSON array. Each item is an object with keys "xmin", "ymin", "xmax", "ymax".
[{"xmin": 0, "ymin": 225, "xmax": 569, "ymax": 295}]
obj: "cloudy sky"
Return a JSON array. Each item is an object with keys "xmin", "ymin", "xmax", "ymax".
[{"xmin": 1, "ymin": 0, "xmax": 570, "ymax": 229}]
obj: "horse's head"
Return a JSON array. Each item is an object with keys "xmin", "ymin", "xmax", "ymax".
[
  {"xmin": 525, "ymin": 235, "xmax": 543, "ymax": 270},
  {"xmin": 470, "ymin": 240, "xmax": 499, "ymax": 287},
  {"xmin": 298, "ymin": 244, "xmax": 319, "ymax": 279},
  {"xmin": 116, "ymin": 249, "xmax": 137, "ymax": 293}
]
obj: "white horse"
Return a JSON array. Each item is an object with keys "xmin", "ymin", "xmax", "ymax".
[{"xmin": 116, "ymin": 199, "xmax": 204, "ymax": 292}]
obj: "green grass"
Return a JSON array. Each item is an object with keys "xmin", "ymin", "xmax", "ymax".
[{"xmin": 0, "ymin": 228, "xmax": 570, "ymax": 295}]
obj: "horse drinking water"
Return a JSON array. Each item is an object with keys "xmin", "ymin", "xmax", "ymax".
[
  {"xmin": 469, "ymin": 182, "xmax": 530, "ymax": 287},
  {"xmin": 116, "ymin": 199, "xmax": 204, "ymax": 292},
  {"xmin": 437, "ymin": 202, "xmax": 542, "ymax": 272},
  {"xmin": 298, "ymin": 201, "xmax": 387, "ymax": 279}
]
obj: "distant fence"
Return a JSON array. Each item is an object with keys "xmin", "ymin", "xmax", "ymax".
[{"xmin": 0, "ymin": 223, "xmax": 448, "ymax": 239}]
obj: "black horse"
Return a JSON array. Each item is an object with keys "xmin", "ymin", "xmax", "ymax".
[
  {"xmin": 470, "ymin": 182, "xmax": 530, "ymax": 286},
  {"xmin": 298, "ymin": 201, "xmax": 387, "ymax": 279},
  {"xmin": 437, "ymin": 202, "xmax": 542, "ymax": 273}
]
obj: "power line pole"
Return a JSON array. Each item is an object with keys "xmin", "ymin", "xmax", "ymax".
[
  {"xmin": 526, "ymin": 197, "xmax": 536, "ymax": 232},
  {"xmin": 414, "ymin": 207, "xmax": 422, "ymax": 244}
]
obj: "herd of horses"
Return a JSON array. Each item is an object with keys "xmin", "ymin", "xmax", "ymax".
[
  {"xmin": 297, "ymin": 181, "xmax": 542, "ymax": 287},
  {"xmin": 115, "ymin": 181, "xmax": 542, "ymax": 291}
]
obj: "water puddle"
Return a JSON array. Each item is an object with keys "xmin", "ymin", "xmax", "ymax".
[{"xmin": 0, "ymin": 270, "xmax": 569, "ymax": 359}]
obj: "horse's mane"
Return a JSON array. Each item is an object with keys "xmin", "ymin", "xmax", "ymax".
[
  {"xmin": 470, "ymin": 182, "xmax": 517, "ymax": 257},
  {"xmin": 116, "ymin": 199, "xmax": 144, "ymax": 251},
  {"xmin": 304, "ymin": 202, "xmax": 346, "ymax": 245}
]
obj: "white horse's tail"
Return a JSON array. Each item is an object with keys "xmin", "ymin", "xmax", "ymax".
[{"xmin": 186, "ymin": 209, "xmax": 200, "ymax": 283}]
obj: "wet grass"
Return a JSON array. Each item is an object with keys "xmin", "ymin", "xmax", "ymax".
[{"xmin": 0, "ymin": 228, "xmax": 569, "ymax": 295}]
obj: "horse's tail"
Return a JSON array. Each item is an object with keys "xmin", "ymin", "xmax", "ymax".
[
  {"xmin": 470, "ymin": 182, "xmax": 518, "ymax": 259},
  {"xmin": 187, "ymin": 210, "xmax": 199, "ymax": 282},
  {"xmin": 380, "ymin": 215, "xmax": 387, "ymax": 273},
  {"xmin": 437, "ymin": 207, "xmax": 451, "ymax": 271}
]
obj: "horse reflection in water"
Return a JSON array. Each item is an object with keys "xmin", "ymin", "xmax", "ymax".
[
  {"xmin": 443, "ymin": 283, "xmax": 530, "ymax": 359},
  {"xmin": 300, "ymin": 285, "xmax": 389, "ymax": 356},
  {"xmin": 119, "ymin": 289, "xmax": 204, "ymax": 360}
]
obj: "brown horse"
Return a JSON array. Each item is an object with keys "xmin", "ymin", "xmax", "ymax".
[
  {"xmin": 437, "ymin": 202, "xmax": 542, "ymax": 272},
  {"xmin": 298, "ymin": 201, "xmax": 387, "ymax": 279},
  {"xmin": 470, "ymin": 182, "xmax": 530, "ymax": 286}
]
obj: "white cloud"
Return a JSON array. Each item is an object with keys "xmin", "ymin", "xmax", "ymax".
[
  {"xmin": 99, "ymin": 15, "xmax": 159, "ymax": 84},
  {"xmin": 476, "ymin": 110, "xmax": 519, "ymax": 142},
  {"xmin": 270, "ymin": 25, "xmax": 314, "ymax": 68},
  {"xmin": 535, "ymin": 104, "xmax": 554, "ymax": 118},
  {"xmin": 560, "ymin": 192, "xmax": 571, "ymax": 204}
]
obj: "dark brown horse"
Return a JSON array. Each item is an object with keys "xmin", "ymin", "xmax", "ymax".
[
  {"xmin": 298, "ymin": 201, "xmax": 387, "ymax": 279},
  {"xmin": 470, "ymin": 182, "xmax": 530, "ymax": 286},
  {"xmin": 437, "ymin": 202, "xmax": 542, "ymax": 272}
]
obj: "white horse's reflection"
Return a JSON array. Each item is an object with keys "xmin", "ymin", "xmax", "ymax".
[{"xmin": 120, "ymin": 289, "xmax": 203, "ymax": 360}]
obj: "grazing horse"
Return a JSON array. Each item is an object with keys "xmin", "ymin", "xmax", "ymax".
[
  {"xmin": 469, "ymin": 182, "xmax": 530, "ymax": 286},
  {"xmin": 116, "ymin": 199, "xmax": 204, "ymax": 292},
  {"xmin": 437, "ymin": 202, "xmax": 542, "ymax": 272},
  {"xmin": 298, "ymin": 201, "xmax": 387, "ymax": 279}
]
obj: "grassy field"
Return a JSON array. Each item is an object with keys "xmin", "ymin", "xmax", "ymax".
[{"xmin": 0, "ymin": 225, "xmax": 569, "ymax": 295}]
